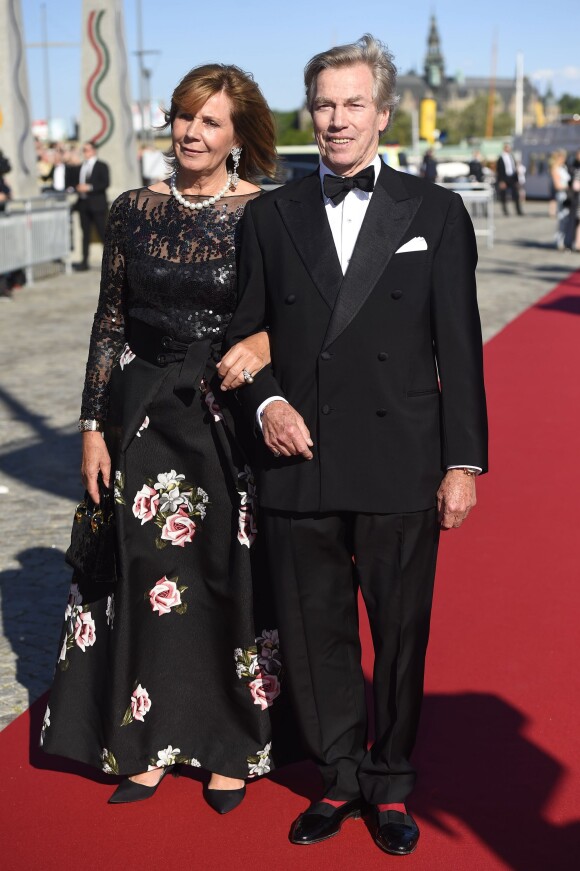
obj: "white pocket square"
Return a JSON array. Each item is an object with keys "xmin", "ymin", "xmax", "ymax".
[{"xmin": 395, "ymin": 236, "xmax": 428, "ymax": 254}]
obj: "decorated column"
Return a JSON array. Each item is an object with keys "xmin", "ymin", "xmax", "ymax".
[
  {"xmin": 0, "ymin": 0, "xmax": 39, "ymax": 198},
  {"xmin": 80, "ymin": 0, "xmax": 140, "ymax": 195}
]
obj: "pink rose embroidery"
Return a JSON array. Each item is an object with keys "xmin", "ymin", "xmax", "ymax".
[
  {"xmin": 130, "ymin": 684, "xmax": 151, "ymax": 722},
  {"xmin": 119, "ymin": 345, "xmax": 136, "ymax": 370},
  {"xmin": 248, "ymin": 672, "xmax": 280, "ymax": 710},
  {"xmin": 161, "ymin": 508, "xmax": 196, "ymax": 547},
  {"xmin": 133, "ymin": 484, "xmax": 159, "ymax": 525},
  {"xmin": 149, "ymin": 577, "xmax": 182, "ymax": 616},
  {"xmin": 204, "ymin": 389, "xmax": 224, "ymax": 423},
  {"xmin": 74, "ymin": 611, "xmax": 96, "ymax": 652},
  {"xmin": 136, "ymin": 416, "xmax": 150, "ymax": 438}
]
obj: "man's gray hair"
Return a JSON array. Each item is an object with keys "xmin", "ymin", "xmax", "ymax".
[{"xmin": 304, "ymin": 33, "xmax": 399, "ymax": 118}]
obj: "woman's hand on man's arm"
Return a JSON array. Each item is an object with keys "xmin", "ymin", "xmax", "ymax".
[{"xmin": 217, "ymin": 330, "xmax": 271, "ymax": 391}]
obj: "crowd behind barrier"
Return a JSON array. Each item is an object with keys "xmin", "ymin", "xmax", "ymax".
[{"xmin": 2, "ymin": 137, "xmax": 580, "ymax": 288}]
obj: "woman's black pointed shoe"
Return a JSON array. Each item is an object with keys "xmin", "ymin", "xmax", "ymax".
[
  {"xmin": 203, "ymin": 784, "xmax": 246, "ymax": 814},
  {"xmin": 108, "ymin": 766, "xmax": 175, "ymax": 804}
]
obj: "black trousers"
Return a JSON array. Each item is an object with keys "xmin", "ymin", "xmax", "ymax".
[
  {"xmin": 262, "ymin": 508, "xmax": 440, "ymax": 804},
  {"xmin": 78, "ymin": 204, "xmax": 107, "ymax": 264},
  {"xmin": 498, "ymin": 179, "xmax": 522, "ymax": 214}
]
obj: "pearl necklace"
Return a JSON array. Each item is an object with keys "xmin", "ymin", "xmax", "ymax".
[{"xmin": 169, "ymin": 171, "xmax": 232, "ymax": 210}]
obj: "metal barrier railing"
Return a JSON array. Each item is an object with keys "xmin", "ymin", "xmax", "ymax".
[
  {"xmin": 0, "ymin": 197, "xmax": 72, "ymax": 285},
  {"xmin": 438, "ymin": 182, "xmax": 495, "ymax": 249}
]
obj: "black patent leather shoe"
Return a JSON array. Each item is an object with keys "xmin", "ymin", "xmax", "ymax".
[
  {"xmin": 108, "ymin": 766, "xmax": 175, "ymax": 804},
  {"xmin": 203, "ymin": 784, "xmax": 246, "ymax": 814},
  {"xmin": 72, "ymin": 262, "xmax": 89, "ymax": 272},
  {"xmin": 289, "ymin": 798, "xmax": 362, "ymax": 845},
  {"xmin": 370, "ymin": 808, "xmax": 420, "ymax": 856}
]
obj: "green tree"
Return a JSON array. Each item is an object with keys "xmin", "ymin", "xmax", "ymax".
[
  {"xmin": 437, "ymin": 94, "xmax": 514, "ymax": 143},
  {"xmin": 382, "ymin": 110, "xmax": 412, "ymax": 146},
  {"xmin": 559, "ymin": 93, "xmax": 580, "ymax": 115}
]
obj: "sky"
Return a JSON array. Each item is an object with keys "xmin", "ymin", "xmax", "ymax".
[{"xmin": 21, "ymin": 0, "xmax": 580, "ymax": 127}]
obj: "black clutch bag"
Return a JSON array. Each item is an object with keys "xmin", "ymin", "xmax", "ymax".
[{"xmin": 65, "ymin": 478, "xmax": 118, "ymax": 583}]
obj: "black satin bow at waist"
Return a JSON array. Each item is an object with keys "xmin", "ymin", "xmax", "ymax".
[{"xmin": 126, "ymin": 318, "xmax": 221, "ymax": 399}]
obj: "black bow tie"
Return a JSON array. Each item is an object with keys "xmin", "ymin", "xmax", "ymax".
[{"xmin": 323, "ymin": 166, "xmax": 375, "ymax": 205}]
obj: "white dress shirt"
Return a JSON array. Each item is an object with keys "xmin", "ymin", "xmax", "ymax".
[
  {"xmin": 320, "ymin": 154, "xmax": 382, "ymax": 273},
  {"xmin": 79, "ymin": 156, "xmax": 97, "ymax": 186},
  {"xmin": 52, "ymin": 163, "xmax": 66, "ymax": 191}
]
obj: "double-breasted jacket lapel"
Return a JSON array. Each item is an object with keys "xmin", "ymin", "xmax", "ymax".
[
  {"xmin": 275, "ymin": 174, "xmax": 343, "ymax": 310},
  {"xmin": 322, "ymin": 164, "xmax": 422, "ymax": 350}
]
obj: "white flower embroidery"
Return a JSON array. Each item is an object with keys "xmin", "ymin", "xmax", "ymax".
[
  {"xmin": 40, "ymin": 706, "xmax": 51, "ymax": 745},
  {"xmin": 106, "ymin": 595, "xmax": 115, "ymax": 628},
  {"xmin": 158, "ymin": 485, "xmax": 191, "ymax": 515},
  {"xmin": 156, "ymin": 745, "xmax": 181, "ymax": 767},
  {"xmin": 247, "ymin": 742, "xmax": 272, "ymax": 777},
  {"xmin": 154, "ymin": 470, "xmax": 186, "ymax": 492},
  {"xmin": 237, "ymin": 467, "xmax": 257, "ymax": 548}
]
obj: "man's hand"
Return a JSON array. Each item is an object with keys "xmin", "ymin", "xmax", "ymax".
[
  {"xmin": 76, "ymin": 183, "xmax": 91, "ymax": 193},
  {"xmin": 262, "ymin": 401, "xmax": 314, "ymax": 460},
  {"xmin": 437, "ymin": 469, "xmax": 477, "ymax": 530}
]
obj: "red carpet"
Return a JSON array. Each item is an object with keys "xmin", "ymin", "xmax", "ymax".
[{"xmin": 3, "ymin": 271, "xmax": 580, "ymax": 871}]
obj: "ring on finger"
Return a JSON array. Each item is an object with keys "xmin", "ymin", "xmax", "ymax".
[
  {"xmin": 272, "ymin": 450, "xmax": 281, "ymax": 457},
  {"xmin": 242, "ymin": 368, "xmax": 254, "ymax": 384}
]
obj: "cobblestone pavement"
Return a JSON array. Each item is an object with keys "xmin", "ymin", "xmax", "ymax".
[{"xmin": 1, "ymin": 204, "xmax": 578, "ymax": 732}]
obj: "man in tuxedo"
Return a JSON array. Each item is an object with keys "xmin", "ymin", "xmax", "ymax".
[
  {"xmin": 73, "ymin": 141, "xmax": 110, "ymax": 271},
  {"xmin": 496, "ymin": 142, "xmax": 522, "ymax": 215},
  {"xmin": 225, "ymin": 34, "xmax": 487, "ymax": 857}
]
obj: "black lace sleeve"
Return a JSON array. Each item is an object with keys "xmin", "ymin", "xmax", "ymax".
[{"xmin": 79, "ymin": 191, "xmax": 133, "ymax": 420}]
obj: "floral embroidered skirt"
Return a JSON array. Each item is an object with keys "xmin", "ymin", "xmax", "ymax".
[{"xmin": 41, "ymin": 351, "xmax": 284, "ymax": 779}]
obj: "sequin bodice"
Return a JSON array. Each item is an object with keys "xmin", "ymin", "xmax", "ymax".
[{"xmin": 80, "ymin": 187, "xmax": 260, "ymax": 420}]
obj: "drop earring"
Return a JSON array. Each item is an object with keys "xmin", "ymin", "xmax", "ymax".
[{"xmin": 230, "ymin": 146, "xmax": 242, "ymax": 189}]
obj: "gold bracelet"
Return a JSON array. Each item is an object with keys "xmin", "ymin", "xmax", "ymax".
[{"xmin": 78, "ymin": 419, "xmax": 104, "ymax": 432}]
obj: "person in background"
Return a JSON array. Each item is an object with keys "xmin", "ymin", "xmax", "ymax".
[
  {"xmin": 468, "ymin": 150, "xmax": 484, "ymax": 183},
  {"xmin": 420, "ymin": 147, "xmax": 437, "ymax": 182},
  {"xmin": 0, "ymin": 153, "xmax": 26, "ymax": 295},
  {"xmin": 564, "ymin": 149, "xmax": 580, "ymax": 252},
  {"xmin": 41, "ymin": 144, "xmax": 80, "ymax": 196},
  {"xmin": 72, "ymin": 141, "xmax": 110, "ymax": 271},
  {"xmin": 496, "ymin": 142, "xmax": 522, "ymax": 215},
  {"xmin": 550, "ymin": 150, "xmax": 570, "ymax": 250}
]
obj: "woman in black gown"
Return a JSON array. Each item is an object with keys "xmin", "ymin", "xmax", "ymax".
[{"xmin": 41, "ymin": 64, "xmax": 281, "ymax": 812}]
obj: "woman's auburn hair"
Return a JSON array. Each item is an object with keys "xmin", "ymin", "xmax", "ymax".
[{"xmin": 162, "ymin": 63, "xmax": 277, "ymax": 181}]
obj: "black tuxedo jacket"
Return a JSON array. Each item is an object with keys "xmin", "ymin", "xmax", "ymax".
[
  {"xmin": 77, "ymin": 159, "xmax": 109, "ymax": 211},
  {"xmin": 496, "ymin": 153, "xmax": 517, "ymax": 183},
  {"xmin": 226, "ymin": 164, "xmax": 488, "ymax": 514}
]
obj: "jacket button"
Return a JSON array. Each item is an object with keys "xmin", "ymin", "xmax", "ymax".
[
  {"xmin": 285, "ymin": 294, "xmax": 296, "ymax": 304},
  {"xmin": 157, "ymin": 354, "xmax": 166, "ymax": 366},
  {"xmin": 391, "ymin": 290, "xmax": 403, "ymax": 300},
  {"xmin": 376, "ymin": 408, "xmax": 387, "ymax": 417},
  {"xmin": 321, "ymin": 404, "xmax": 331, "ymax": 415},
  {"xmin": 161, "ymin": 336, "xmax": 172, "ymax": 348},
  {"xmin": 320, "ymin": 351, "xmax": 332, "ymax": 361},
  {"xmin": 377, "ymin": 351, "xmax": 388, "ymax": 361}
]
